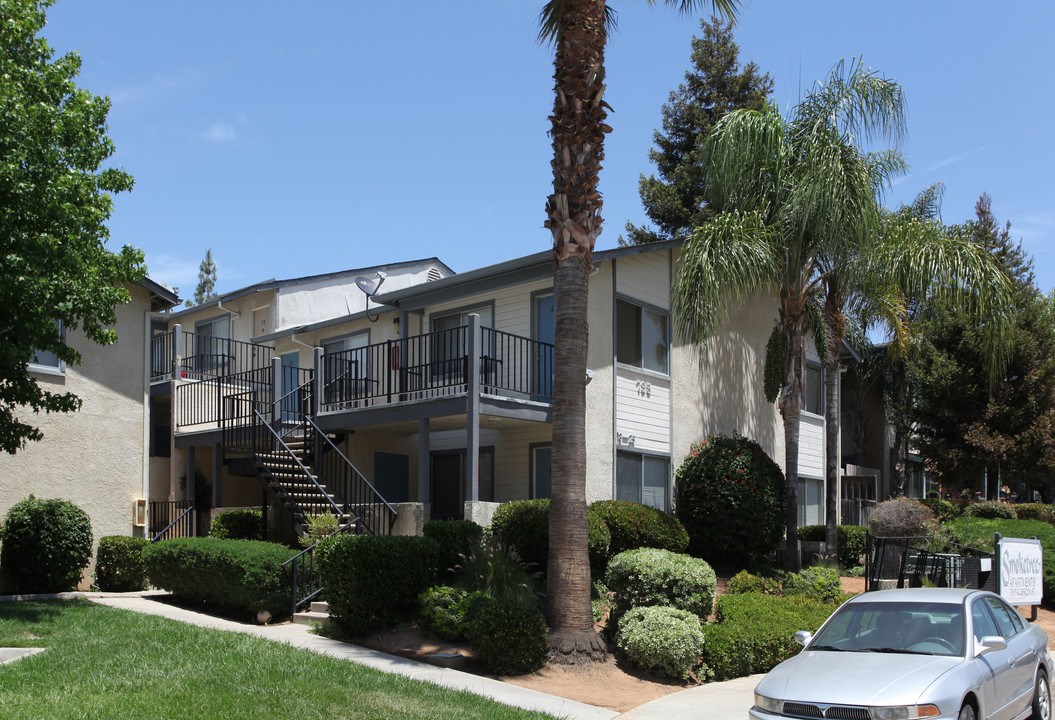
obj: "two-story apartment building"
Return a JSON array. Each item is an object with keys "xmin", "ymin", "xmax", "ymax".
[{"xmin": 151, "ymin": 240, "xmax": 835, "ymax": 539}]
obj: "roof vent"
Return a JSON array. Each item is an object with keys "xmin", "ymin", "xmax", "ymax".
[{"xmin": 427, "ymin": 267, "xmax": 442, "ymax": 282}]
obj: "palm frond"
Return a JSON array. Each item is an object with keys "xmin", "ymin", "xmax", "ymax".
[
  {"xmin": 537, "ymin": 1, "xmax": 739, "ymax": 44},
  {"xmin": 673, "ymin": 210, "xmax": 778, "ymax": 345}
]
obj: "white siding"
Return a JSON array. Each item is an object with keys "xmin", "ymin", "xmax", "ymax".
[
  {"xmin": 614, "ymin": 367, "xmax": 670, "ymax": 454},
  {"xmin": 798, "ymin": 413, "xmax": 825, "ymax": 479},
  {"xmin": 615, "ymin": 252, "xmax": 669, "ymax": 310}
]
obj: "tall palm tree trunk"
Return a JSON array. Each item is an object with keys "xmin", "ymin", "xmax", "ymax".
[
  {"xmin": 823, "ymin": 286, "xmax": 845, "ymax": 558},
  {"xmin": 544, "ymin": 0, "xmax": 607, "ymax": 663},
  {"xmin": 778, "ymin": 297, "xmax": 806, "ymax": 571}
]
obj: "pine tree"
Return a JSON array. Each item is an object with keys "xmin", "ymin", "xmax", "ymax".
[
  {"xmin": 623, "ymin": 17, "xmax": 773, "ymax": 245},
  {"xmin": 187, "ymin": 249, "xmax": 218, "ymax": 307},
  {"xmin": 908, "ymin": 195, "xmax": 1055, "ymax": 493}
]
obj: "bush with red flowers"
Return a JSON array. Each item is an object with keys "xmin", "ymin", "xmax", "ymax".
[{"xmin": 674, "ymin": 432, "xmax": 785, "ymax": 564}]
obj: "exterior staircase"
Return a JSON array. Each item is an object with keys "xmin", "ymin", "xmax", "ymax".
[
  {"xmin": 254, "ymin": 436, "xmax": 352, "ymax": 535},
  {"xmin": 293, "ymin": 600, "xmax": 330, "ymax": 629}
]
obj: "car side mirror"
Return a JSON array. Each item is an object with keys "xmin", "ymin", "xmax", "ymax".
[
  {"xmin": 977, "ymin": 635, "xmax": 1007, "ymax": 655},
  {"xmin": 794, "ymin": 630, "xmax": 813, "ymax": 647}
]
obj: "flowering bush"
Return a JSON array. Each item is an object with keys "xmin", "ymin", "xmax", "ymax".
[
  {"xmin": 615, "ymin": 606, "xmax": 706, "ymax": 680},
  {"xmin": 674, "ymin": 433, "xmax": 785, "ymax": 564}
]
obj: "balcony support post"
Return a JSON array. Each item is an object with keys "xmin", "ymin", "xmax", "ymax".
[
  {"xmin": 418, "ymin": 417, "xmax": 430, "ymax": 505},
  {"xmin": 271, "ymin": 357, "xmax": 283, "ymax": 449},
  {"xmin": 465, "ymin": 314, "xmax": 481, "ymax": 505}
]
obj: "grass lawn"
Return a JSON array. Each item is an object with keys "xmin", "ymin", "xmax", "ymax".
[{"xmin": 0, "ymin": 600, "xmax": 558, "ymax": 720}]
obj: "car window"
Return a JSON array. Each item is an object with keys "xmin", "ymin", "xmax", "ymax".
[
  {"xmin": 810, "ymin": 601, "xmax": 964, "ymax": 656},
  {"xmin": 984, "ymin": 597, "xmax": 1019, "ymax": 638},
  {"xmin": 972, "ymin": 599, "xmax": 1000, "ymax": 640}
]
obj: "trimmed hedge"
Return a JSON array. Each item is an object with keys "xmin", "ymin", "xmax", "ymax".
[
  {"xmin": 674, "ymin": 433, "xmax": 785, "ymax": 564},
  {"xmin": 1, "ymin": 495, "xmax": 93, "ymax": 593},
  {"xmin": 423, "ymin": 520, "xmax": 483, "ymax": 581},
  {"xmin": 701, "ymin": 592, "xmax": 834, "ymax": 681},
  {"xmin": 143, "ymin": 537, "xmax": 296, "ymax": 618},
  {"xmin": 604, "ymin": 548, "xmax": 716, "ymax": 634},
  {"xmin": 782, "ymin": 566, "xmax": 844, "ymax": 604},
  {"xmin": 616, "ymin": 605, "xmax": 706, "ymax": 681},
  {"xmin": 464, "ymin": 597, "xmax": 548, "ymax": 676},
  {"xmin": 964, "ymin": 500, "xmax": 1017, "ymax": 519},
  {"xmin": 1014, "ymin": 503, "xmax": 1055, "ymax": 524},
  {"xmin": 209, "ymin": 508, "xmax": 264, "ymax": 540},
  {"xmin": 95, "ymin": 536, "xmax": 149, "ymax": 592},
  {"xmin": 418, "ymin": 585, "xmax": 471, "ymax": 641},
  {"xmin": 796, "ymin": 525, "xmax": 868, "ymax": 568},
  {"xmin": 317, "ymin": 534, "xmax": 439, "ymax": 637},
  {"xmin": 950, "ymin": 516, "xmax": 1055, "ymax": 609},
  {"xmin": 489, "ymin": 498, "xmax": 611, "ymax": 580},
  {"xmin": 589, "ymin": 500, "xmax": 689, "ymax": 558}
]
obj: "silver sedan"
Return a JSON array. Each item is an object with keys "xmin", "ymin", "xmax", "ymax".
[{"xmin": 750, "ymin": 588, "xmax": 1051, "ymax": 720}]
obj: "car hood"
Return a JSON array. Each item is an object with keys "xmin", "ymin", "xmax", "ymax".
[{"xmin": 756, "ymin": 651, "xmax": 963, "ymax": 706}]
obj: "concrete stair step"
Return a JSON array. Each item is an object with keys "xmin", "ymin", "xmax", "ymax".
[{"xmin": 292, "ymin": 610, "xmax": 329, "ymax": 627}]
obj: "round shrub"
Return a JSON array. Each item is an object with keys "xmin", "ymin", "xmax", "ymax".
[
  {"xmin": 424, "ymin": 519, "xmax": 483, "ymax": 580},
  {"xmin": 727, "ymin": 570, "xmax": 780, "ymax": 596},
  {"xmin": 209, "ymin": 508, "xmax": 263, "ymax": 540},
  {"xmin": 868, "ymin": 497, "xmax": 934, "ymax": 537},
  {"xmin": 588, "ymin": 500, "xmax": 689, "ymax": 557},
  {"xmin": 464, "ymin": 597, "xmax": 548, "ymax": 676},
  {"xmin": 95, "ymin": 536, "xmax": 148, "ymax": 592},
  {"xmin": 489, "ymin": 498, "xmax": 610, "ymax": 581},
  {"xmin": 674, "ymin": 433, "xmax": 785, "ymax": 564},
  {"xmin": 604, "ymin": 548, "xmax": 716, "ymax": 633},
  {"xmin": 418, "ymin": 585, "xmax": 470, "ymax": 641},
  {"xmin": 1, "ymin": 495, "xmax": 93, "ymax": 593},
  {"xmin": 964, "ymin": 500, "xmax": 1017, "ymax": 519},
  {"xmin": 783, "ymin": 566, "xmax": 843, "ymax": 604},
  {"xmin": 615, "ymin": 605, "xmax": 705, "ymax": 681},
  {"xmin": 919, "ymin": 498, "xmax": 959, "ymax": 524}
]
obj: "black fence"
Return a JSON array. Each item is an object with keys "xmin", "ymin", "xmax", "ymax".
[
  {"xmin": 865, "ymin": 534, "xmax": 998, "ymax": 592},
  {"xmin": 149, "ymin": 500, "xmax": 195, "ymax": 542},
  {"xmin": 150, "ymin": 330, "xmax": 273, "ymax": 384}
]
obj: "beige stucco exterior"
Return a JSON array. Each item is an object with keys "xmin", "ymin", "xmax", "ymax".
[{"xmin": 0, "ymin": 283, "xmax": 159, "ymax": 589}]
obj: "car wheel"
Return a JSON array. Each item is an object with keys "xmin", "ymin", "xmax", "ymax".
[
  {"xmin": 1034, "ymin": 672, "xmax": 1051, "ymax": 720},
  {"xmin": 958, "ymin": 703, "xmax": 976, "ymax": 720}
]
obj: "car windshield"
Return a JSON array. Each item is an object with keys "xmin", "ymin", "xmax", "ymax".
[{"xmin": 809, "ymin": 601, "xmax": 965, "ymax": 657}]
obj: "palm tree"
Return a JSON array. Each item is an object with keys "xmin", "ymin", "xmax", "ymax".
[
  {"xmin": 817, "ymin": 182, "xmax": 1014, "ymax": 558},
  {"xmin": 673, "ymin": 59, "xmax": 909, "ymax": 570},
  {"xmin": 536, "ymin": 0, "xmax": 739, "ymax": 662}
]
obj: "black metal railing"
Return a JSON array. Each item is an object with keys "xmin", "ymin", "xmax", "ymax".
[
  {"xmin": 281, "ymin": 521, "xmax": 357, "ymax": 617},
  {"xmin": 482, "ymin": 327, "xmax": 554, "ymax": 401},
  {"xmin": 865, "ymin": 534, "xmax": 997, "ymax": 592},
  {"xmin": 178, "ymin": 365, "xmax": 272, "ymax": 430},
  {"xmin": 149, "ymin": 500, "xmax": 195, "ymax": 542},
  {"xmin": 321, "ymin": 325, "xmax": 554, "ymax": 410},
  {"xmin": 308, "ymin": 415, "xmax": 397, "ymax": 535},
  {"xmin": 151, "ymin": 330, "xmax": 273, "ymax": 384}
]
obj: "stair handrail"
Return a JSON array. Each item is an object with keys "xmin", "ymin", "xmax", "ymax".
[
  {"xmin": 282, "ymin": 520, "xmax": 358, "ymax": 618},
  {"xmin": 250, "ymin": 408, "xmax": 346, "ymax": 521},
  {"xmin": 305, "ymin": 414, "xmax": 398, "ymax": 535},
  {"xmin": 150, "ymin": 504, "xmax": 195, "ymax": 543}
]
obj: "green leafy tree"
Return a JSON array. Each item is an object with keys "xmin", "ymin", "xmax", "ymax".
[
  {"xmin": 907, "ymin": 195, "xmax": 1055, "ymax": 493},
  {"xmin": 0, "ymin": 0, "xmax": 144, "ymax": 454},
  {"xmin": 623, "ymin": 16, "xmax": 772, "ymax": 245},
  {"xmin": 536, "ymin": 0, "xmax": 739, "ymax": 663},
  {"xmin": 186, "ymin": 248, "xmax": 218, "ymax": 307}
]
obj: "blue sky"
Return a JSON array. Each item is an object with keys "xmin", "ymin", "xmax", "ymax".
[{"xmin": 41, "ymin": 1, "xmax": 1055, "ymax": 297}]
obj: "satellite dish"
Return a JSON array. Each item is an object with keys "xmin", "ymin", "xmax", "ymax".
[
  {"xmin": 354, "ymin": 272, "xmax": 387, "ymax": 321},
  {"xmin": 354, "ymin": 271, "xmax": 386, "ymax": 297}
]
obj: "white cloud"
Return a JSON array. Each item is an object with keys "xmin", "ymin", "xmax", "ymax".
[
  {"xmin": 144, "ymin": 253, "xmax": 200, "ymax": 298},
  {"xmin": 205, "ymin": 121, "xmax": 237, "ymax": 142},
  {"xmin": 926, "ymin": 145, "xmax": 992, "ymax": 173}
]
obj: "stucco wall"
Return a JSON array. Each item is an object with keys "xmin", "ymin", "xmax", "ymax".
[
  {"xmin": 584, "ymin": 259, "xmax": 615, "ymax": 504},
  {"xmin": 0, "ymin": 284, "xmax": 152, "ymax": 588}
]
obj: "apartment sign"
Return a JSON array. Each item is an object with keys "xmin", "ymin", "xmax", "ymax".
[{"xmin": 998, "ymin": 537, "xmax": 1043, "ymax": 605}]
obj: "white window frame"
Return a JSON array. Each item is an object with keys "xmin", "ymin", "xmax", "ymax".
[{"xmin": 615, "ymin": 450, "xmax": 670, "ymax": 511}]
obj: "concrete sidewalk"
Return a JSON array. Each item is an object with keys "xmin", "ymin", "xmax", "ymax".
[{"xmin": 85, "ymin": 594, "xmax": 757, "ymax": 720}]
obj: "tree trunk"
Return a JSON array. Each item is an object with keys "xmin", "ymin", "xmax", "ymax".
[
  {"xmin": 823, "ymin": 287, "xmax": 843, "ymax": 561},
  {"xmin": 544, "ymin": 0, "xmax": 607, "ymax": 664},
  {"xmin": 778, "ymin": 297, "xmax": 806, "ymax": 571}
]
